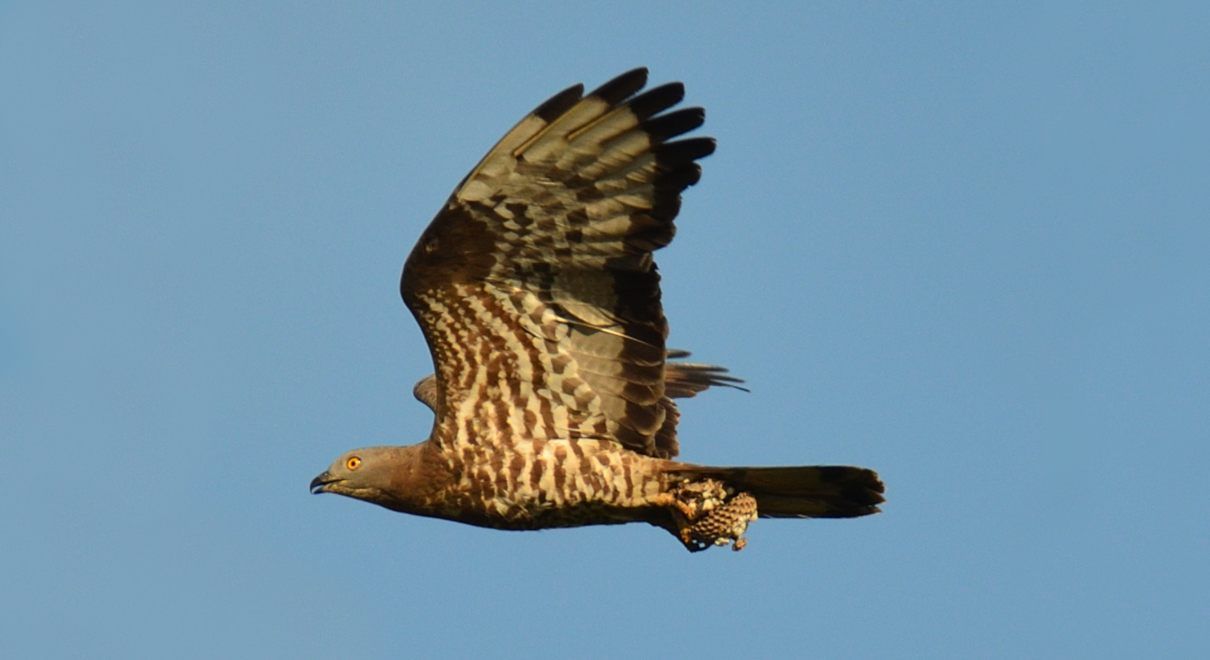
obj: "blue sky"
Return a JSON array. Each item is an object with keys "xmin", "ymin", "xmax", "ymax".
[{"xmin": 3, "ymin": 2, "xmax": 1207, "ymax": 658}]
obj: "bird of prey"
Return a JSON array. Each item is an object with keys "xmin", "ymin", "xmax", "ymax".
[{"xmin": 310, "ymin": 68, "xmax": 884, "ymax": 552}]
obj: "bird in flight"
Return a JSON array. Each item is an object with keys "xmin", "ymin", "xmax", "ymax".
[{"xmin": 310, "ymin": 68, "xmax": 884, "ymax": 551}]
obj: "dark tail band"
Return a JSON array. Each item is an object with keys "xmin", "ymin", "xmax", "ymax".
[{"xmin": 666, "ymin": 464, "xmax": 885, "ymax": 518}]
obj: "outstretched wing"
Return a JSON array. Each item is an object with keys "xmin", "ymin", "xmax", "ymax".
[{"xmin": 401, "ymin": 68, "xmax": 713, "ymax": 458}]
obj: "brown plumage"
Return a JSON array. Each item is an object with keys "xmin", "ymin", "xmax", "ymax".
[{"xmin": 310, "ymin": 68, "xmax": 884, "ymax": 552}]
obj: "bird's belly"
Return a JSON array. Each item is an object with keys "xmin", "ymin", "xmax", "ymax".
[{"xmin": 433, "ymin": 439, "xmax": 664, "ymax": 530}]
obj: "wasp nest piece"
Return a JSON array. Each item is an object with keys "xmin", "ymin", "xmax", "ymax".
[{"xmin": 669, "ymin": 478, "xmax": 760, "ymax": 552}]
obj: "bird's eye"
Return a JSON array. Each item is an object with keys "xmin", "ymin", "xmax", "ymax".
[{"xmin": 345, "ymin": 456, "xmax": 362, "ymax": 471}]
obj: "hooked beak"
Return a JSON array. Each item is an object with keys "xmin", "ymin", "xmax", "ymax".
[{"xmin": 310, "ymin": 471, "xmax": 339, "ymax": 494}]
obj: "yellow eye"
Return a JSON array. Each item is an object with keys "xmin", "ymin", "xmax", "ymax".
[{"xmin": 345, "ymin": 456, "xmax": 362, "ymax": 471}]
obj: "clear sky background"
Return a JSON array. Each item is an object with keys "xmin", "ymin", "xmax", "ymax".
[{"xmin": 3, "ymin": 2, "xmax": 1207, "ymax": 658}]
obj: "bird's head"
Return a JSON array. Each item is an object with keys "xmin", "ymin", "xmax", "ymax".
[{"xmin": 310, "ymin": 446, "xmax": 401, "ymax": 501}]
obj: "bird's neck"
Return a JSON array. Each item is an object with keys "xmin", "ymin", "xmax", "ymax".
[{"xmin": 371, "ymin": 442, "xmax": 451, "ymax": 515}]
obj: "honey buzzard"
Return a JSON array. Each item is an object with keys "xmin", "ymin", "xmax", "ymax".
[{"xmin": 310, "ymin": 68, "xmax": 884, "ymax": 551}]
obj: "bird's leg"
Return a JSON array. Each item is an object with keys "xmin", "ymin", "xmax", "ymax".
[
  {"xmin": 652, "ymin": 492, "xmax": 702, "ymax": 521},
  {"xmin": 651, "ymin": 492, "xmax": 702, "ymax": 547}
]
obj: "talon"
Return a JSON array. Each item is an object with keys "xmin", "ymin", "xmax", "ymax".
[
  {"xmin": 655, "ymin": 493, "xmax": 699, "ymax": 521},
  {"xmin": 674, "ymin": 500, "xmax": 698, "ymax": 520}
]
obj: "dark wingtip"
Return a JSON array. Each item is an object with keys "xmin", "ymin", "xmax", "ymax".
[
  {"xmin": 628, "ymin": 82, "xmax": 687, "ymax": 120},
  {"xmin": 588, "ymin": 67, "xmax": 650, "ymax": 105},
  {"xmin": 643, "ymin": 107, "xmax": 706, "ymax": 142},
  {"xmin": 533, "ymin": 83, "xmax": 585, "ymax": 122},
  {"xmin": 656, "ymin": 137, "xmax": 717, "ymax": 162}
]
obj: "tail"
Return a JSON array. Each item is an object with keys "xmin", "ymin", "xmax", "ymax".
[{"xmin": 667, "ymin": 464, "xmax": 885, "ymax": 518}]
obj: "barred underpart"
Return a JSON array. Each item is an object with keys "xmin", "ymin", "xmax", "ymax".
[{"xmin": 669, "ymin": 478, "xmax": 760, "ymax": 552}]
